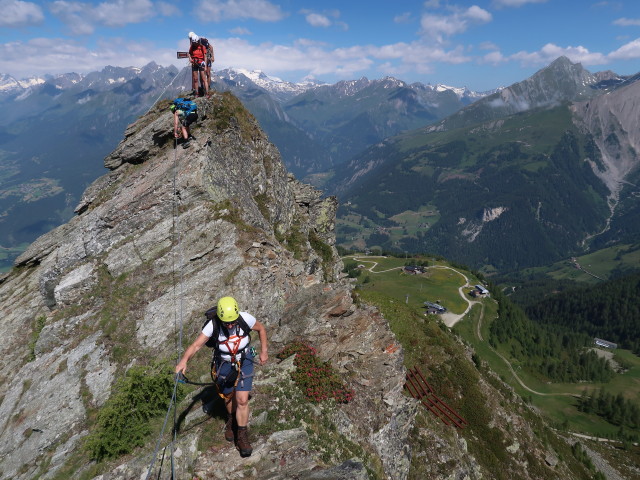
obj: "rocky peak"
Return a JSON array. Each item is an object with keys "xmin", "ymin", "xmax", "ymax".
[
  {"xmin": 0, "ymin": 91, "xmax": 411, "ymax": 479},
  {"xmin": 427, "ymin": 56, "xmax": 605, "ymax": 132}
]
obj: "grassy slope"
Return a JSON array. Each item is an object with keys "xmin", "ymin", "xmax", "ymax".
[
  {"xmin": 349, "ymin": 255, "xmax": 640, "ymax": 439},
  {"xmin": 514, "ymin": 243, "xmax": 640, "ymax": 286},
  {"xmin": 352, "ymin": 259, "xmax": 595, "ymax": 479}
]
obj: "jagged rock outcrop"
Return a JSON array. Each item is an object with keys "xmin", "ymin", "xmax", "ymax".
[{"xmin": 0, "ymin": 92, "xmax": 411, "ymax": 479}]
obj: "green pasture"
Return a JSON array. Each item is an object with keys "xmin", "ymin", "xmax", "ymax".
[
  {"xmin": 345, "ymin": 253, "xmax": 640, "ymax": 438},
  {"xmin": 347, "ymin": 255, "xmax": 471, "ymax": 315},
  {"xmin": 518, "ymin": 243, "xmax": 640, "ymax": 285},
  {"xmin": 337, "ymin": 205, "xmax": 442, "ymax": 251},
  {"xmin": 454, "ymin": 301, "xmax": 640, "ymax": 437}
]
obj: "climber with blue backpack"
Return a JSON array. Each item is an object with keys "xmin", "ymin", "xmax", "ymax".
[
  {"xmin": 171, "ymin": 97, "xmax": 198, "ymax": 148},
  {"xmin": 175, "ymin": 296, "xmax": 268, "ymax": 457}
]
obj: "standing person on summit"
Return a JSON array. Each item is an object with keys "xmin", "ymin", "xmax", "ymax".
[
  {"xmin": 188, "ymin": 32, "xmax": 208, "ymax": 97},
  {"xmin": 200, "ymin": 36, "xmax": 214, "ymax": 88},
  {"xmin": 175, "ymin": 297, "xmax": 268, "ymax": 457}
]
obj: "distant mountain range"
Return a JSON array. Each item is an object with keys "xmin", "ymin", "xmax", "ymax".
[
  {"xmin": 4, "ymin": 57, "xmax": 635, "ymax": 276},
  {"xmin": 0, "ymin": 63, "xmax": 487, "ymax": 270},
  {"xmin": 0, "ymin": 63, "xmax": 182, "ymax": 271},
  {"xmin": 212, "ymin": 68, "xmax": 496, "ymax": 176},
  {"xmin": 330, "ymin": 57, "xmax": 640, "ymax": 273}
]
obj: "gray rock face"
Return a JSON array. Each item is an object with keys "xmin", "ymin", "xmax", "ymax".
[
  {"xmin": 0, "ymin": 92, "xmax": 410, "ymax": 479},
  {"xmin": 572, "ymin": 79, "xmax": 640, "ymax": 197}
]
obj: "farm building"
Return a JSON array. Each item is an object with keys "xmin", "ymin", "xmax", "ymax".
[
  {"xmin": 594, "ymin": 338, "xmax": 618, "ymax": 349},
  {"xmin": 404, "ymin": 265, "xmax": 425, "ymax": 274},
  {"xmin": 424, "ymin": 301, "xmax": 447, "ymax": 313}
]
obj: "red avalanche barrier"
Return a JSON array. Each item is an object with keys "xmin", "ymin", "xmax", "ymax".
[{"xmin": 404, "ymin": 366, "xmax": 468, "ymax": 429}]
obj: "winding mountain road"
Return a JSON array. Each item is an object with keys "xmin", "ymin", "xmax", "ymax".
[
  {"xmin": 349, "ymin": 256, "xmax": 576, "ymax": 398},
  {"xmin": 350, "ymin": 256, "xmax": 477, "ymax": 327}
]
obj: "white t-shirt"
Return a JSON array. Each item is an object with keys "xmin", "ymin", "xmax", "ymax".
[{"xmin": 202, "ymin": 312, "xmax": 256, "ymax": 361}]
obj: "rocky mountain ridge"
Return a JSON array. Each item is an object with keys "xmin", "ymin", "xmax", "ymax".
[
  {"xmin": 425, "ymin": 56, "xmax": 626, "ymax": 133},
  {"xmin": 0, "ymin": 91, "xmax": 599, "ymax": 480},
  {"xmin": 0, "ymin": 91, "xmax": 413, "ymax": 479}
]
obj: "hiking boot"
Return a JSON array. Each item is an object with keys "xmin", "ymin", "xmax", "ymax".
[
  {"xmin": 236, "ymin": 426, "xmax": 252, "ymax": 457},
  {"xmin": 182, "ymin": 139, "xmax": 191, "ymax": 149},
  {"xmin": 224, "ymin": 416, "xmax": 235, "ymax": 442}
]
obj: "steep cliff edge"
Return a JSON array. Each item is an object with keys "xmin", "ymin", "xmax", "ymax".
[{"xmin": 0, "ymin": 92, "xmax": 410, "ymax": 479}]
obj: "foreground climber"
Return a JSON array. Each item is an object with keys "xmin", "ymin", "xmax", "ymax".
[{"xmin": 175, "ymin": 297, "xmax": 268, "ymax": 456}]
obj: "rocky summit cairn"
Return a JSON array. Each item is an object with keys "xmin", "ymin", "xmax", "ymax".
[{"xmin": 0, "ymin": 92, "xmax": 412, "ymax": 479}]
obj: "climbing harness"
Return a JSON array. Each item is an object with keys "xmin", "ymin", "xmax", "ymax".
[{"xmin": 176, "ymin": 350, "xmax": 258, "ymax": 402}]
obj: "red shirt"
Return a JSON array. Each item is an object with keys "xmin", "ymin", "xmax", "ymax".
[{"xmin": 189, "ymin": 42, "xmax": 206, "ymax": 62}]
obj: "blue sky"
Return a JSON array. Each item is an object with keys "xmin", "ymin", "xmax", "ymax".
[{"xmin": 1, "ymin": 0, "xmax": 639, "ymax": 90}]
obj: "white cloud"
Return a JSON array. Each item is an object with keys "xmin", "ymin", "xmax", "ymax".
[
  {"xmin": 50, "ymin": 0, "xmax": 161, "ymax": 34},
  {"xmin": 156, "ymin": 1, "xmax": 181, "ymax": 17},
  {"xmin": 613, "ymin": 17, "xmax": 640, "ymax": 27},
  {"xmin": 420, "ymin": 6, "xmax": 492, "ymax": 43},
  {"xmin": 393, "ymin": 12, "xmax": 412, "ymax": 24},
  {"xmin": 608, "ymin": 38, "xmax": 640, "ymax": 60},
  {"xmin": 306, "ymin": 13, "xmax": 331, "ymax": 28},
  {"xmin": 195, "ymin": 0, "xmax": 285, "ymax": 22},
  {"xmin": 49, "ymin": 1, "xmax": 93, "ymax": 35},
  {"xmin": 481, "ymin": 51, "xmax": 506, "ymax": 65},
  {"xmin": 301, "ymin": 9, "xmax": 346, "ymax": 30},
  {"xmin": 230, "ymin": 26, "xmax": 252, "ymax": 35},
  {"xmin": 92, "ymin": 0, "xmax": 154, "ymax": 27},
  {"xmin": 0, "ymin": 0, "xmax": 44, "ymax": 27},
  {"xmin": 479, "ymin": 41, "xmax": 500, "ymax": 51},
  {"xmin": 204, "ymin": 36, "xmax": 470, "ymax": 82},
  {"xmin": 510, "ymin": 43, "xmax": 607, "ymax": 67},
  {"xmin": 492, "ymin": 0, "xmax": 548, "ymax": 7},
  {"xmin": 0, "ymin": 36, "xmax": 178, "ymax": 78},
  {"xmin": 465, "ymin": 5, "xmax": 492, "ymax": 23}
]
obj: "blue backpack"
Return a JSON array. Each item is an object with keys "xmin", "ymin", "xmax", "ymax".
[{"xmin": 173, "ymin": 98, "xmax": 197, "ymax": 115}]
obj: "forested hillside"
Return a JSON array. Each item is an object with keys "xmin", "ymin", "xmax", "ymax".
[
  {"xmin": 525, "ymin": 272, "xmax": 640, "ymax": 355},
  {"xmin": 489, "ymin": 288, "xmax": 615, "ymax": 383},
  {"xmin": 335, "ymin": 107, "xmax": 611, "ymax": 271}
]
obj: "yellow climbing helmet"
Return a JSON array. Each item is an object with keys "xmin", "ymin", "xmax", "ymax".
[{"xmin": 217, "ymin": 296, "xmax": 239, "ymax": 322}]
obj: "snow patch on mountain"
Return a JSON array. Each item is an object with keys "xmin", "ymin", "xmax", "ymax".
[
  {"xmin": 432, "ymin": 83, "xmax": 499, "ymax": 101},
  {"xmin": 0, "ymin": 74, "xmax": 45, "ymax": 93},
  {"xmin": 224, "ymin": 68, "xmax": 326, "ymax": 98}
]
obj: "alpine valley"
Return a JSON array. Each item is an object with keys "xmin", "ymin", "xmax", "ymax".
[
  {"xmin": 328, "ymin": 57, "xmax": 640, "ymax": 275},
  {"xmin": 0, "ymin": 64, "xmax": 490, "ymax": 271}
]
